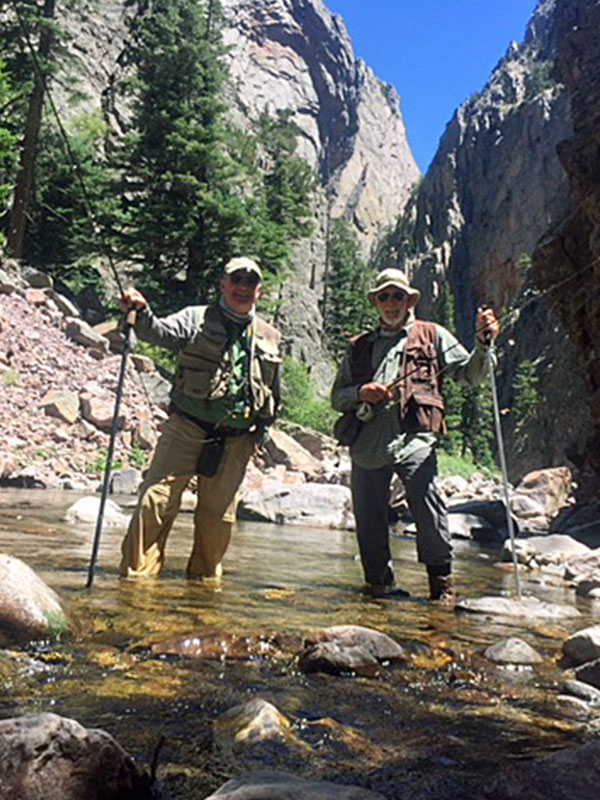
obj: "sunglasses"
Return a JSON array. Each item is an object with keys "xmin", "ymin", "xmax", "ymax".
[
  {"xmin": 230, "ymin": 271, "xmax": 260, "ymax": 287},
  {"xmin": 376, "ymin": 290, "xmax": 407, "ymax": 302}
]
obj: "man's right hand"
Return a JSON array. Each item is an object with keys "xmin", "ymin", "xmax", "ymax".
[
  {"xmin": 120, "ymin": 287, "xmax": 148, "ymax": 312},
  {"xmin": 358, "ymin": 381, "xmax": 392, "ymax": 404}
]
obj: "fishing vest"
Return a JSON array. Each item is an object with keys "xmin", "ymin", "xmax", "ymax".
[
  {"xmin": 172, "ymin": 305, "xmax": 281, "ymax": 424},
  {"xmin": 348, "ymin": 320, "xmax": 446, "ymax": 434}
]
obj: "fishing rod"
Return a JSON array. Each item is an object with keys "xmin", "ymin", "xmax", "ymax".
[{"xmin": 10, "ymin": 0, "xmax": 139, "ymax": 588}]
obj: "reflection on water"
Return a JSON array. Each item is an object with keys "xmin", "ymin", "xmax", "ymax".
[{"xmin": 0, "ymin": 489, "xmax": 597, "ymax": 798}]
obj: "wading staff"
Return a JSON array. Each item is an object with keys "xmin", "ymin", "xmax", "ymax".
[
  {"xmin": 485, "ymin": 328, "xmax": 522, "ymax": 600},
  {"xmin": 85, "ymin": 308, "xmax": 136, "ymax": 589}
]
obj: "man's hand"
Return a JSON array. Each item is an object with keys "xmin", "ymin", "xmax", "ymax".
[
  {"xmin": 359, "ymin": 381, "xmax": 392, "ymax": 404},
  {"xmin": 120, "ymin": 287, "xmax": 148, "ymax": 312},
  {"xmin": 477, "ymin": 306, "xmax": 500, "ymax": 344}
]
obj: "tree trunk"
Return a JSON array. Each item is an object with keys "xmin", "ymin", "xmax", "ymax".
[{"xmin": 7, "ymin": 0, "xmax": 57, "ymax": 260}]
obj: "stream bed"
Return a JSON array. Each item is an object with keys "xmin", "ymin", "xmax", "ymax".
[{"xmin": 0, "ymin": 488, "xmax": 598, "ymax": 798}]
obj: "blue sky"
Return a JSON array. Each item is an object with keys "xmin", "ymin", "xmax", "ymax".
[{"xmin": 327, "ymin": 0, "xmax": 539, "ymax": 172}]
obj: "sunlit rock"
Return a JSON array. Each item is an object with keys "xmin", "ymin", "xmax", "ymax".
[
  {"xmin": 298, "ymin": 624, "xmax": 407, "ymax": 677},
  {"xmin": 239, "ymin": 482, "xmax": 354, "ymax": 530},
  {"xmin": 456, "ymin": 595, "xmax": 581, "ymax": 620},
  {"xmin": 0, "ymin": 554, "xmax": 70, "ymax": 647},
  {"xmin": 202, "ymin": 769, "xmax": 387, "ymax": 799},
  {"xmin": 0, "ymin": 713, "xmax": 150, "ymax": 800},
  {"xmin": 562, "ymin": 625, "xmax": 600, "ymax": 667},
  {"xmin": 502, "ymin": 534, "xmax": 589, "ymax": 568},
  {"xmin": 484, "ymin": 637, "xmax": 542, "ymax": 665},
  {"xmin": 63, "ymin": 496, "xmax": 129, "ymax": 527},
  {"xmin": 214, "ymin": 698, "xmax": 296, "ymax": 755}
]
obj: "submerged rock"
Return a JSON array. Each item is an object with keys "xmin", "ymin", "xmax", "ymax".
[
  {"xmin": 488, "ymin": 740, "xmax": 600, "ymax": 800},
  {"xmin": 0, "ymin": 554, "xmax": 70, "ymax": 647},
  {"xmin": 456, "ymin": 595, "xmax": 581, "ymax": 620},
  {"xmin": 0, "ymin": 713, "xmax": 150, "ymax": 800},
  {"xmin": 150, "ymin": 631, "xmax": 281, "ymax": 660},
  {"xmin": 202, "ymin": 769, "xmax": 386, "ymax": 799},
  {"xmin": 214, "ymin": 698, "xmax": 297, "ymax": 755},
  {"xmin": 305, "ymin": 625, "xmax": 407, "ymax": 662},
  {"xmin": 63, "ymin": 496, "xmax": 129, "ymax": 526}
]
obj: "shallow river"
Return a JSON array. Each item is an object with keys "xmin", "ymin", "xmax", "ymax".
[{"xmin": 0, "ymin": 489, "xmax": 597, "ymax": 799}]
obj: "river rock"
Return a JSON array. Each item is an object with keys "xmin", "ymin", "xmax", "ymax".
[
  {"xmin": 562, "ymin": 625, "xmax": 600, "ymax": 667},
  {"xmin": 456, "ymin": 595, "xmax": 581, "ymax": 621},
  {"xmin": 447, "ymin": 499, "xmax": 518, "ymax": 544},
  {"xmin": 214, "ymin": 698, "xmax": 295, "ymax": 754},
  {"xmin": 63, "ymin": 496, "xmax": 129, "ymax": 526},
  {"xmin": 239, "ymin": 482, "xmax": 354, "ymax": 530},
  {"xmin": 150, "ymin": 631, "xmax": 280, "ymax": 660},
  {"xmin": 0, "ymin": 713, "xmax": 150, "ymax": 800},
  {"xmin": 0, "ymin": 554, "xmax": 70, "ymax": 647},
  {"xmin": 299, "ymin": 625, "xmax": 407, "ymax": 678},
  {"xmin": 110, "ymin": 468, "xmax": 142, "ymax": 495},
  {"xmin": 305, "ymin": 625, "xmax": 407, "ymax": 662},
  {"xmin": 502, "ymin": 534, "xmax": 589, "ymax": 568},
  {"xmin": 574, "ymin": 657, "xmax": 600, "ymax": 690},
  {"xmin": 510, "ymin": 467, "xmax": 572, "ymax": 521},
  {"xmin": 484, "ymin": 637, "xmax": 542, "ymax": 665},
  {"xmin": 561, "ymin": 678, "xmax": 600, "ymax": 705},
  {"xmin": 487, "ymin": 740, "xmax": 600, "ymax": 800},
  {"xmin": 564, "ymin": 548, "xmax": 600, "ymax": 581},
  {"xmin": 264, "ymin": 427, "xmax": 322, "ymax": 476},
  {"xmin": 202, "ymin": 770, "xmax": 386, "ymax": 799}
]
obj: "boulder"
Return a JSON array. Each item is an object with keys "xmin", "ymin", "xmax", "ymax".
[
  {"xmin": 239, "ymin": 482, "xmax": 354, "ymax": 530},
  {"xmin": 298, "ymin": 625, "xmax": 407, "ymax": 677},
  {"xmin": 574, "ymin": 657, "xmax": 600, "ymax": 690},
  {"xmin": 64, "ymin": 316, "xmax": 109, "ymax": 353},
  {"xmin": 511, "ymin": 467, "xmax": 572, "ymax": 521},
  {"xmin": 561, "ymin": 625, "xmax": 600, "ymax": 667},
  {"xmin": 214, "ymin": 698, "xmax": 295, "ymax": 754},
  {"xmin": 40, "ymin": 389, "xmax": 80, "ymax": 424},
  {"xmin": 488, "ymin": 740, "xmax": 600, "ymax": 800},
  {"xmin": 503, "ymin": 534, "xmax": 589, "ymax": 568},
  {"xmin": 110, "ymin": 468, "xmax": 142, "ymax": 495},
  {"xmin": 264, "ymin": 427, "xmax": 322, "ymax": 475},
  {"xmin": 0, "ymin": 713, "xmax": 150, "ymax": 800},
  {"xmin": 63, "ymin": 496, "xmax": 129, "ymax": 527},
  {"xmin": 484, "ymin": 637, "xmax": 542, "ymax": 665},
  {"xmin": 457, "ymin": 595, "xmax": 581, "ymax": 621},
  {"xmin": 202, "ymin": 770, "xmax": 386, "ymax": 799},
  {"xmin": 80, "ymin": 393, "xmax": 127, "ymax": 432},
  {"xmin": 447, "ymin": 499, "xmax": 518, "ymax": 544},
  {"xmin": 0, "ymin": 554, "xmax": 70, "ymax": 647}
]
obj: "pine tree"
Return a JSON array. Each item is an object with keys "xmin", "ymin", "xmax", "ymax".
[{"xmin": 324, "ymin": 218, "xmax": 377, "ymax": 358}]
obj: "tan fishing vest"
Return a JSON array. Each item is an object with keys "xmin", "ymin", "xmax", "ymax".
[{"xmin": 173, "ymin": 305, "xmax": 281, "ymax": 421}]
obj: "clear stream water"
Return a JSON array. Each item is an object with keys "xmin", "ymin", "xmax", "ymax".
[{"xmin": 0, "ymin": 489, "xmax": 598, "ymax": 799}]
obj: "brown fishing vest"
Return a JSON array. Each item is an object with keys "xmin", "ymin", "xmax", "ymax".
[{"xmin": 348, "ymin": 320, "xmax": 446, "ymax": 434}]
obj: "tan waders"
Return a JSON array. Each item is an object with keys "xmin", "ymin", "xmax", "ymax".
[{"xmin": 119, "ymin": 413, "xmax": 255, "ymax": 579}]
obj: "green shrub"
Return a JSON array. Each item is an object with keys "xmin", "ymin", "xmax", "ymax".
[{"xmin": 281, "ymin": 356, "xmax": 336, "ymax": 435}]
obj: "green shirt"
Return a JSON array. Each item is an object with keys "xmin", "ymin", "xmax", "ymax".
[{"xmin": 331, "ymin": 320, "xmax": 494, "ymax": 469}]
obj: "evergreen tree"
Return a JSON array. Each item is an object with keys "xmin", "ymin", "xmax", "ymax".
[
  {"xmin": 0, "ymin": 58, "xmax": 18, "ymax": 248},
  {"xmin": 324, "ymin": 217, "xmax": 377, "ymax": 358},
  {"xmin": 513, "ymin": 358, "xmax": 540, "ymax": 428}
]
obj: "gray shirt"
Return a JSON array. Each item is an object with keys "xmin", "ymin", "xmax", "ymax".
[{"xmin": 331, "ymin": 321, "xmax": 494, "ymax": 469}]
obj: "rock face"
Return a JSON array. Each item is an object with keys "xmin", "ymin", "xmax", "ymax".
[
  {"xmin": 387, "ymin": 0, "xmax": 593, "ymax": 483},
  {"xmin": 56, "ymin": 0, "xmax": 419, "ymax": 381},
  {"xmin": 0, "ymin": 713, "xmax": 150, "ymax": 800},
  {"xmin": 532, "ymin": 0, "xmax": 600, "ymax": 497}
]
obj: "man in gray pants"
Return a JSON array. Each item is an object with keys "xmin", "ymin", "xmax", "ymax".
[{"xmin": 331, "ymin": 268, "xmax": 499, "ymax": 602}]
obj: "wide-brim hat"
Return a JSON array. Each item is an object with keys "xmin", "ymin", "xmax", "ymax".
[
  {"xmin": 367, "ymin": 268, "xmax": 420, "ymax": 306},
  {"xmin": 223, "ymin": 256, "xmax": 262, "ymax": 281}
]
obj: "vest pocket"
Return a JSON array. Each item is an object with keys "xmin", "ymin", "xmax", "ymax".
[{"xmin": 403, "ymin": 393, "xmax": 446, "ymax": 434}]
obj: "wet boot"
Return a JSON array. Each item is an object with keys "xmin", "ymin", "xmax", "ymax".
[{"xmin": 427, "ymin": 567, "xmax": 457, "ymax": 606}]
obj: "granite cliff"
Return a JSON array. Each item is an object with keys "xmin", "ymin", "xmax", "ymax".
[
  {"xmin": 384, "ymin": 0, "xmax": 596, "ymax": 486},
  {"xmin": 55, "ymin": 0, "xmax": 419, "ymax": 382}
]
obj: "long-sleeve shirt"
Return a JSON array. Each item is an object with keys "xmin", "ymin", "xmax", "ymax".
[{"xmin": 331, "ymin": 320, "xmax": 494, "ymax": 469}]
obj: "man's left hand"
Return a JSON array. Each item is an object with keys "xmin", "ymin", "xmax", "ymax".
[{"xmin": 477, "ymin": 306, "xmax": 500, "ymax": 344}]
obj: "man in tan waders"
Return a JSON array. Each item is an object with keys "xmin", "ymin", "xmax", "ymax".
[
  {"xmin": 119, "ymin": 257, "xmax": 281, "ymax": 581},
  {"xmin": 332, "ymin": 268, "xmax": 499, "ymax": 602}
]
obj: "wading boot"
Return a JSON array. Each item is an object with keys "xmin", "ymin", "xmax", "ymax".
[
  {"xmin": 368, "ymin": 582, "xmax": 410, "ymax": 599},
  {"xmin": 427, "ymin": 572, "xmax": 457, "ymax": 607}
]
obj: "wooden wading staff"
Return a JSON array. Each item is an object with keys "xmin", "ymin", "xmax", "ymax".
[{"xmin": 85, "ymin": 309, "xmax": 136, "ymax": 589}]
